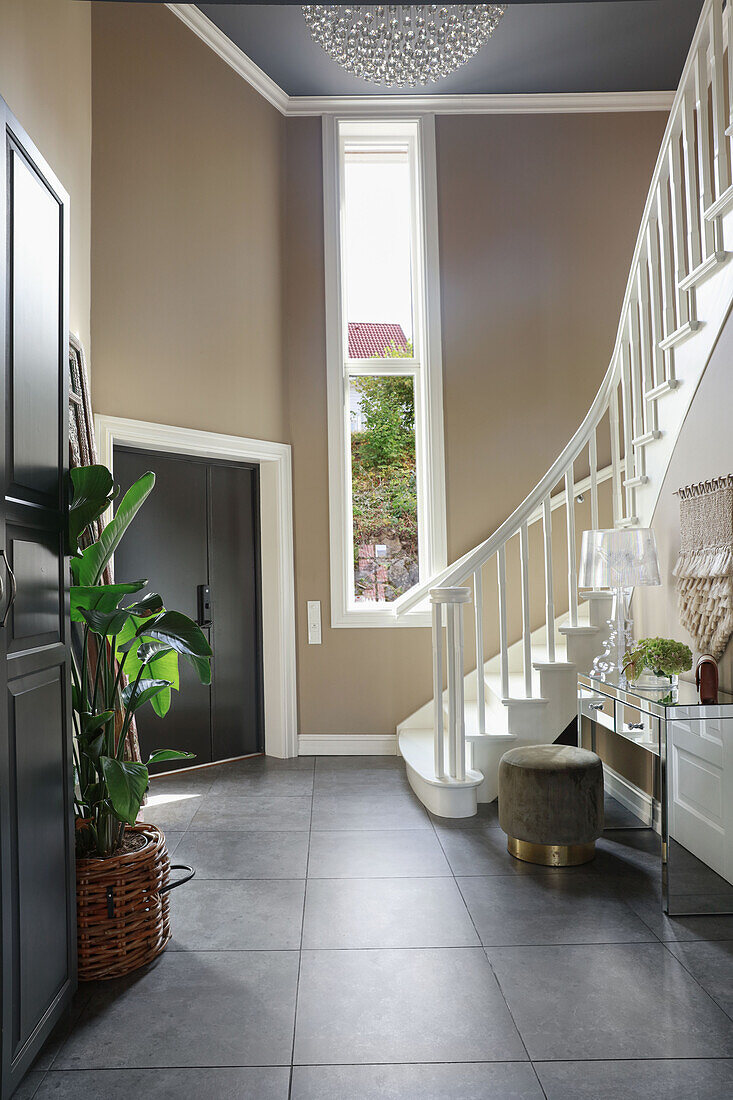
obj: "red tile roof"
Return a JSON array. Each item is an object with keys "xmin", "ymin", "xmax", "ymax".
[{"xmin": 348, "ymin": 322, "xmax": 408, "ymax": 359}]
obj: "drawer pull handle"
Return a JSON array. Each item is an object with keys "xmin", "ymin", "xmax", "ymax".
[
  {"xmin": 627, "ymin": 722, "xmax": 645, "ymax": 730},
  {"xmin": 588, "ymin": 702, "xmax": 605, "ymax": 711}
]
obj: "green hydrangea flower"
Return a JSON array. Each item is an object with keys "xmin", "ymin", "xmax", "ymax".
[{"xmin": 622, "ymin": 637, "xmax": 693, "ymax": 681}]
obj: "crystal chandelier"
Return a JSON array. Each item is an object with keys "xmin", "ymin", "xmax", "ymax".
[{"xmin": 302, "ymin": 6, "xmax": 507, "ymax": 88}]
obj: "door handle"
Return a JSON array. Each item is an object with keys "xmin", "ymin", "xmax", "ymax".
[
  {"xmin": 0, "ymin": 549, "xmax": 16, "ymax": 628},
  {"xmin": 197, "ymin": 583, "xmax": 212, "ymax": 629}
]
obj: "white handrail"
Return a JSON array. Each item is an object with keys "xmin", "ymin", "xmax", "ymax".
[{"xmin": 393, "ymin": 0, "xmax": 714, "ymax": 618}]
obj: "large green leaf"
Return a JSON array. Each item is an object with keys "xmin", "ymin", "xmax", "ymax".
[
  {"xmin": 115, "ymin": 622, "xmax": 179, "ymax": 719},
  {"xmin": 140, "ymin": 611, "xmax": 213, "ymax": 658},
  {"xmin": 71, "ymin": 471, "xmax": 155, "ymax": 587},
  {"xmin": 68, "ymin": 465, "xmax": 117, "ymax": 557},
  {"xmin": 80, "ymin": 710, "xmax": 115, "ymax": 736},
  {"xmin": 146, "ymin": 749, "xmax": 196, "ymax": 765},
  {"xmin": 78, "ymin": 607, "xmax": 131, "ymax": 637},
  {"xmin": 70, "ymin": 580, "xmax": 147, "ymax": 622},
  {"xmin": 100, "ymin": 757, "xmax": 149, "ymax": 825},
  {"xmin": 124, "ymin": 592, "xmax": 165, "ymax": 617},
  {"xmin": 182, "ymin": 651, "xmax": 213, "ymax": 686},
  {"xmin": 121, "ymin": 678, "xmax": 173, "ymax": 714}
]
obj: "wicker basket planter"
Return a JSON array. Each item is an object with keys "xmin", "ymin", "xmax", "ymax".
[{"xmin": 76, "ymin": 823, "xmax": 191, "ymax": 981}]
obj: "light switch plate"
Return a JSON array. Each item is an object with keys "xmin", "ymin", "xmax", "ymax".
[{"xmin": 307, "ymin": 600, "xmax": 322, "ymax": 645}]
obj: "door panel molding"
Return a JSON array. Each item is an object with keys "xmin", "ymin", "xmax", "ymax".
[{"xmin": 95, "ymin": 415, "xmax": 297, "ymax": 758}]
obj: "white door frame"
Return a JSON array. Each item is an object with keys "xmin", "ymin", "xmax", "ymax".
[{"xmin": 95, "ymin": 415, "xmax": 298, "ymax": 759}]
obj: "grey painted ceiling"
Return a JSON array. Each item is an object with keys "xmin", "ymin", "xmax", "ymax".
[{"xmin": 198, "ymin": 2, "xmax": 704, "ymax": 96}]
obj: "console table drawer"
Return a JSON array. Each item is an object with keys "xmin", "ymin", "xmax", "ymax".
[
  {"xmin": 580, "ymin": 692, "xmax": 614, "ymax": 730},
  {"xmin": 617, "ymin": 703, "xmax": 660, "ymax": 755}
]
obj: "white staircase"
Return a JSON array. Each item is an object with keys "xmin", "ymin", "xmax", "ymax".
[{"xmin": 393, "ymin": 0, "xmax": 733, "ymax": 817}]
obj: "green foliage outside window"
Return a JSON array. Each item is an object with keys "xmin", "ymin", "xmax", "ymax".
[{"xmin": 350, "ymin": 339, "xmax": 418, "ymax": 598}]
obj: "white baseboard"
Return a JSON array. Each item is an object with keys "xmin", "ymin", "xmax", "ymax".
[
  {"xmin": 604, "ymin": 764, "xmax": 661, "ymax": 832},
  {"xmin": 298, "ymin": 734, "xmax": 399, "ymax": 756}
]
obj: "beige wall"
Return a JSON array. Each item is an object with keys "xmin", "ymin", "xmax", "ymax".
[
  {"xmin": 0, "ymin": 0, "xmax": 92, "ymax": 353},
  {"xmin": 634, "ymin": 305, "xmax": 733, "ymax": 693},
  {"xmin": 286, "ymin": 111, "xmax": 666, "ymax": 736},
  {"xmin": 90, "ymin": 2, "xmax": 286, "ymax": 442}
]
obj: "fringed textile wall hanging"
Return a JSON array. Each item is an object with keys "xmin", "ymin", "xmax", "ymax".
[{"xmin": 673, "ymin": 475, "xmax": 733, "ymax": 660}]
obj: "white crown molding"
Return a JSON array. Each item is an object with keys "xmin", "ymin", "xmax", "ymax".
[
  {"xmin": 287, "ymin": 90, "xmax": 675, "ymax": 116},
  {"xmin": 166, "ymin": 5, "xmax": 675, "ymax": 118},
  {"xmin": 165, "ymin": 3, "xmax": 290, "ymax": 114}
]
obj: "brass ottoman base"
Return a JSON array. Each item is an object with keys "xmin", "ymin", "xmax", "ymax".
[{"xmin": 507, "ymin": 836, "xmax": 596, "ymax": 867}]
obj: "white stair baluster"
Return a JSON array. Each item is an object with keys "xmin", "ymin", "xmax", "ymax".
[
  {"xmin": 431, "ymin": 595, "xmax": 444, "ymax": 779},
  {"xmin": 682, "ymin": 85, "xmax": 703, "ymax": 276},
  {"xmin": 473, "ymin": 568, "xmax": 486, "ymax": 736},
  {"xmin": 565, "ymin": 467, "xmax": 578, "ymax": 627},
  {"xmin": 446, "ymin": 601, "xmax": 457, "ymax": 778},
  {"xmin": 669, "ymin": 123, "xmax": 695, "ymax": 330},
  {"xmin": 656, "ymin": 175, "xmax": 680, "ymax": 382},
  {"xmin": 542, "ymin": 495, "xmax": 556, "ymax": 663},
  {"xmin": 453, "ymin": 596, "xmax": 467, "ymax": 782},
  {"xmin": 646, "ymin": 207, "xmax": 666, "ymax": 396},
  {"xmin": 620, "ymin": 338, "xmax": 636, "ymax": 518},
  {"xmin": 709, "ymin": 0, "xmax": 730, "ymax": 232},
  {"xmin": 497, "ymin": 546, "xmax": 509, "ymax": 700},
  {"xmin": 627, "ymin": 301, "xmax": 646, "ymax": 476},
  {"xmin": 694, "ymin": 41, "xmax": 717, "ymax": 259},
  {"xmin": 589, "ymin": 429, "xmax": 599, "ymax": 532},
  {"xmin": 609, "ymin": 380, "xmax": 624, "ymax": 525},
  {"xmin": 520, "ymin": 522, "xmax": 532, "ymax": 698}
]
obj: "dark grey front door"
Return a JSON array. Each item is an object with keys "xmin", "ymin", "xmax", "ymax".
[
  {"xmin": 0, "ymin": 99, "xmax": 75, "ymax": 1098},
  {"xmin": 113, "ymin": 447, "xmax": 264, "ymax": 770}
]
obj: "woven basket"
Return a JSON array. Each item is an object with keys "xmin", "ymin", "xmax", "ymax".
[{"xmin": 76, "ymin": 823, "xmax": 172, "ymax": 981}]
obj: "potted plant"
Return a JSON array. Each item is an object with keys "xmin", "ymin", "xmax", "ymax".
[
  {"xmin": 622, "ymin": 636, "xmax": 693, "ymax": 691},
  {"xmin": 69, "ymin": 463, "xmax": 212, "ymax": 979}
]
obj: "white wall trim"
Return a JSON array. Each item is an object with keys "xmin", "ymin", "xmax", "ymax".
[
  {"xmin": 299, "ymin": 734, "xmax": 398, "ymax": 756},
  {"xmin": 95, "ymin": 415, "xmax": 298, "ymax": 759},
  {"xmin": 165, "ymin": 5, "xmax": 674, "ymax": 119},
  {"xmin": 604, "ymin": 764, "xmax": 661, "ymax": 833}
]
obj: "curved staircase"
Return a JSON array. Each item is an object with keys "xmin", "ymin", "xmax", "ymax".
[{"xmin": 393, "ymin": 0, "xmax": 733, "ymax": 817}]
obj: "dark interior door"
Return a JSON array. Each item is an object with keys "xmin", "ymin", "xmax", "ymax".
[
  {"xmin": 0, "ymin": 100, "xmax": 75, "ymax": 1098},
  {"xmin": 112, "ymin": 448, "xmax": 263, "ymax": 771}
]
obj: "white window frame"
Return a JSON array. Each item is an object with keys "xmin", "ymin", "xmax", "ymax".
[{"xmin": 322, "ymin": 114, "xmax": 447, "ymax": 629}]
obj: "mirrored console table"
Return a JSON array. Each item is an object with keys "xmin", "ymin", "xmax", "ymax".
[{"xmin": 578, "ymin": 672, "xmax": 733, "ymax": 916}]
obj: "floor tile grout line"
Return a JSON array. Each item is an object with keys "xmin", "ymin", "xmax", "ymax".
[
  {"xmin": 658, "ymin": 937, "xmax": 733, "ymax": 1017},
  {"xmin": 288, "ymin": 757, "xmax": 317, "ymax": 1100},
  {"xmin": 428, "ymin": 804, "xmax": 538, "ymax": 1070}
]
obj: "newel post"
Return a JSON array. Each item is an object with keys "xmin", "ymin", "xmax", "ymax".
[{"xmin": 429, "ymin": 586, "xmax": 472, "ymax": 782}]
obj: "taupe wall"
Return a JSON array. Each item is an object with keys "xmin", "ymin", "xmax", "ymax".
[
  {"xmin": 0, "ymin": 0, "xmax": 92, "ymax": 353},
  {"xmin": 285, "ymin": 112, "xmax": 666, "ymax": 736},
  {"xmin": 88, "ymin": 3, "xmax": 669, "ymax": 737},
  {"xmin": 634, "ymin": 305, "xmax": 733, "ymax": 693},
  {"xmin": 91, "ymin": 3, "xmax": 286, "ymax": 442}
]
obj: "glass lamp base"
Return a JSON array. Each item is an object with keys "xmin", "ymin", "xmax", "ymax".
[{"xmin": 590, "ymin": 587, "xmax": 633, "ymax": 682}]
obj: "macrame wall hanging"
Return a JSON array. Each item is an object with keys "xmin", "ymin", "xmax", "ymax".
[{"xmin": 673, "ymin": 475, "xmax": 733, "ymax": 660}]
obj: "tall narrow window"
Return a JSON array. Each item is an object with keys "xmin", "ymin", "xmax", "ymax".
[{"xmin": 323, "ymin": 117, "xmax": 446, "ymax": 627}]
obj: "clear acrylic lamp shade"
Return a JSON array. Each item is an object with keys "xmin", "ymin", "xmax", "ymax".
[{"xmin": 578, "ymin": 528, "xmax": 661, "ymax": 589}]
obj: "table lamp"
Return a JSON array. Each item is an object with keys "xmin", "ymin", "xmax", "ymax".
[{"xmin": 578, "ymin": 528, "xmax": 661, "ymax": 681}]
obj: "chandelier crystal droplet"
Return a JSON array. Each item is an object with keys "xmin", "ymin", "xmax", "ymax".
[{"xmin": 302, "ymin": 5, "xmax": 506, "ymax": 88}]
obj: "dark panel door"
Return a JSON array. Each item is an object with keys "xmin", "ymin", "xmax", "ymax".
[
  {"xmin": 209, "ymin": 463, "xmax": 262, "ymax": 760},
  {"xmin": 0, "ymin": 100, "xmax": 75, "ymax": 1099},
  {"xmin": 112, "ymin": 448, "xmax": 263, "ymax": 772},
  {"xmin": 112, "ymin": 448, "xmax": 212, "ymax": 767}
]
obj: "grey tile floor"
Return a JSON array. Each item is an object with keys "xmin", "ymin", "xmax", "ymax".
[{"xmin": 25, "ymin": 756, "xmax": 733, "ymax": 1099}]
